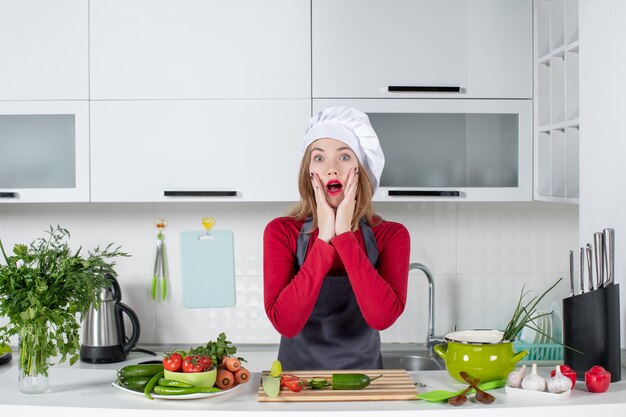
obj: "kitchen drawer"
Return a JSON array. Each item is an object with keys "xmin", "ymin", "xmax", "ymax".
[
  {"xmin": 90, "ymin": 100, "xmax": 309, "ymax": 202},
  {"xmin": 90, "ymin": 0, "xmax": 310, "ymax": 100},
  {"xmin": 313, "ymin": 0, "xmax": 532, "ymax": 99}
]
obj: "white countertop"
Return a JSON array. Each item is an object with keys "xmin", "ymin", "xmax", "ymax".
[{"xmin": 1, "ymin": 351, "xmax": 626, "ymax": 417}]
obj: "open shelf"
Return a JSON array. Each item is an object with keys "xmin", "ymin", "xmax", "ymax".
[{"xmin": 534, "ymin": 0, "xmax": 579, "ymax": 203}]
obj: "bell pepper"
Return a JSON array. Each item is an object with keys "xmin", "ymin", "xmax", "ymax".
[
  {"xmin": 551, "ymin": 364, "xmax": 577, "ymax": 388},
  {"xmin": 585, "ymin": 365, "xmax": 611, "ymax": 393}
]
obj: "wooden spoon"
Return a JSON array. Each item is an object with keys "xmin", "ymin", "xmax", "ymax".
[
  {"xmin": 459, "ymin": 371, "xmax": 496, "ymax": 404},
  {"xmin": 447, "ymin": 384, "xmax": 473, "ymax": 406}
]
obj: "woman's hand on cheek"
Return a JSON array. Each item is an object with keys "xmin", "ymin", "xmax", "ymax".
[
  {"xmin": 311, "ymin": 172, "xmax": 335, "ymax": 242},
  {"xmin": 335, "ymin": 167, "xmax": 359, "ymax": 235}
]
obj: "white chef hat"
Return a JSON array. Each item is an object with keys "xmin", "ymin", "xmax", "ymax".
[{"xmin": 302, "ymin": 106, "xmax": 385, "ymax": 194}]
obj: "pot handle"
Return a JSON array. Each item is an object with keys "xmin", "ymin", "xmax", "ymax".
[
  {"xmin": 433, "ymin": 344, "xmax": 447, "ymax": 360},
  {"xmin": 511, "ymin": 350, "xmax": 528, "ymax": 364},
  {"xmin": 116, "ymin": 302, "xmax": 141, "ymax": 353}
]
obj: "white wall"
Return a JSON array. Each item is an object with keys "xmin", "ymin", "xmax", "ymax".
[
  {"xmin": 579, "ymin": 1, "xmax": 626, "ymax": 348},
  {"xmin": 0, "ymin": 201, "xmax": 577, "ymax": 346}
]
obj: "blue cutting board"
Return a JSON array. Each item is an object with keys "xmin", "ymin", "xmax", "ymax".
[{"xmin": 180, "ymin": 230, "xmax": 236, "ymax": 308}]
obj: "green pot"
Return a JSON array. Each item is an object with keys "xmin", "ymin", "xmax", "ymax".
[{"xmin": 434, "ymin": 330, "xmax": 528, "ymax": 383}]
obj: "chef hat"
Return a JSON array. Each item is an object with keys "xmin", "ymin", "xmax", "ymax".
[{"xmin": 302, "ymin": 106, "xmax": 385, "ymax": 194}]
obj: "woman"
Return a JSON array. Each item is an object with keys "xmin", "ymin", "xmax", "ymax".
[{"xmin": 263, "ymin": 106, "xmax": 410, "ymax": 370}]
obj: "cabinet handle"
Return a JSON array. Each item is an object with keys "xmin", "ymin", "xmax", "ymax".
[
  {"xmin": 388, "ymin": 86, "xmax": 462, "ymax": 93},
  {"xmin": 163, "ymin": 190, "xmax": 238, "ymax": 197},
  {"xmin": 0, "ymin": 192, "xmax": 18, "ymax": 198},
  {"xmin": 388, "ymin": 190, "xmax": 461, "ymax": 197}
]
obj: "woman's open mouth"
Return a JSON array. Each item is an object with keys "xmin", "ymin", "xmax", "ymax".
[{"xmin": 325, "ymin": 180, "xmax": 343, "ymax": 196}]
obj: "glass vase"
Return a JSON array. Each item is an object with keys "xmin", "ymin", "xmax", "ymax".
[{"xmin": 18, "ymin": 325, "xmax": 49, "ymax": 394}]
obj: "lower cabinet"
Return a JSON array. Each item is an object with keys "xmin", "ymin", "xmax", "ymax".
[{"xmin": 90, "ymin": 100, "xmax": 310, "ymax": 202}]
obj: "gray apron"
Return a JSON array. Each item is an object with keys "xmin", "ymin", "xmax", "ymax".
[{"xmin": 277, "ymin": 218, "xmax": 382, "ymax": 370}]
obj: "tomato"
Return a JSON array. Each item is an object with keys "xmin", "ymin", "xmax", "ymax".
[
  {"xmin": 280, "ymin": 374, "xmax": 299, "ymax": 388},
  {"xmin": 551, "ymin": 364, "xmax": 577, "ymax": 388},
  {"xmin": 182, "ymin": 355, "xmax": 206, "ymax": 373},
  {"xmin": 585, "ymin": 365, "xmax": 611, "ymax": 393},
  {"xmin": 198, "ymin": 355, "xmax": 212, "ymax": 370},
  {"xmin": 284, "ymin": 379, "xmax": 305, "ymax": 392},
  {"xmin": 162, "ymin": 352, "xmax": 183, "ymax": 372}
]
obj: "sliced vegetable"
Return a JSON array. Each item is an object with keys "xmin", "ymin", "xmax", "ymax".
[
  {"xmin": 309, "ymin": 377, "xmax": 330, "ymax": 389},
  {"xmin": 262, "ymin": 375, "xmax": 281, "ymax": 398},
  {"xmin": 234, "ymin": 368, "xmax": 251, "ymax": 384},
  {"xmin": 332, "ymin": 373, "xmax": 382, "ymax": 390},
  {"xmin": 118, "ymin": 364, "xmax": 164, "ymax": 379},
  {"xmin": 285, "ymin": 379, "xmax": 305, "ymax": 392},
  {"xmin": 280, "ymin": 374, "xmax": 300, "ymax": 388},
  {"xmin": 269, "ymin": 359, "xmax": 282, "ymax": 377},
  {"xmin": 153, "ymin": 385, "xmax": 221, "ymax": 395}
]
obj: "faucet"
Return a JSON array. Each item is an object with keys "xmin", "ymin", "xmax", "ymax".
[{"xmin": 409, "ymin": 263, "xmax": 446, "ymax": 367}]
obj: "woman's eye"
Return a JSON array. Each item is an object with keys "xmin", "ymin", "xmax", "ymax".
[
  {"xmin": 313, "ymin": 155, "xmax": 323, "ymax": 162},
  {"xmin": 340, "ymin": 154, "xmax": 350, "ymax": 161}
]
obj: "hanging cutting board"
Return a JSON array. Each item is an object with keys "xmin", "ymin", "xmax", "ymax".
[
  {"xmin": 180, "ymin": 230, "xmax": 235, "ymax": 308},
  {"xmin": 257, "ymin": 369, "xmax": 418, "ymax": 402}
]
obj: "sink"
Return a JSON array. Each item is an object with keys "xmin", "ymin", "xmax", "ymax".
[{"xmin": 381, "ymin": 351, "xmax": 444, "ymax": 371}]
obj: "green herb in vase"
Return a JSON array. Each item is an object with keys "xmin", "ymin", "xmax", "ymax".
[{"xmin": 0, "ymin": 226, "xmax": 129, "ymax": 394}]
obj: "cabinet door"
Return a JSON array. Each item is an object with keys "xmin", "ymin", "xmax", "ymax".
[
  {"xmin": 90, "ymin": 0, "xmax": 310, "ymax": 100},
  {"xmin": 0, "ymin": 0, "xmax": 88, "ymax": 100},
  {"xmin": 90, "ymin": 100, "xmax": 309, "ymax": 202},
  {"xmin": 314, "ymin": 99, "xmax": 532, "ymax": 202},
  {"xmin": 0, "ymin": 101, "xmax": 90, "ymax": 202},
  {"xmin": 313, "ymin": 0, "xmax": 532, "ymax": 99}
]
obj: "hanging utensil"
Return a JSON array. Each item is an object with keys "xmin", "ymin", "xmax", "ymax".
[
  {"xmin": 603, "ymin": 228, "xmax": 615, "ymax": 287},
  {"xmin": 151, "ymin": 219, "xmax": 168, "ymax": 301}
]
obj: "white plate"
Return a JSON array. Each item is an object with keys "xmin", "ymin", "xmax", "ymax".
[
  {"xmin": 112, "ymin": 382, "xmax": 241, "ymax": 400},
  {"xmin": 505, "ymin": 385, "xmax": 571, "ymax": 400},
  {"xmin": 550, "ymin": 301, "xmax": 563, "ymax": 343}
]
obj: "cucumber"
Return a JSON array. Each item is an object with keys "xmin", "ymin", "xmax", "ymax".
[
  {"xmin": 331, "ymin": 373, "xmax": 382, "ymax": 390},
  {"xmin": 309, "ymin": 377, "xmax": 330, "ymax": 389},
  {"xmin": 117, "ymin": 376, "xmax": 151, "ymax": 392},
  {"xmin": 153, "ymin": 385, "xmax": 222, "ymax": 395},
  {"xmin": 118, "ymin": 363, "xmax": 164, "ymax": 378}
]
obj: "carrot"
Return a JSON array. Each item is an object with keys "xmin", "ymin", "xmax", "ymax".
[
  {"xmin": 234, "ymin": 368, "xmax": 250, "ymax": 384},
  {"xmin": 221, "ymin": 355, "xmax": 241, "ymax": 373},
  {"xmin": 216, "ymin": 368, "xmax": 235, "ymax": 389}
]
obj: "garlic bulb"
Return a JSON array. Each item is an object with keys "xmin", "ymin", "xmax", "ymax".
[
  {"xmin": 507, "ymin": 364, "xmax": 527, "ymax": 388},
  {"xmin": 547, "ymin": 365, "xmax": 573, "ymax": 393},
  {"xmin": 521, "ymin": 363, "xmax": 547, "ymax": 391}
]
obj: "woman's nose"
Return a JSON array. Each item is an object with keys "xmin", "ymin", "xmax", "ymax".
[{"xmin": 326, "ymin": 167, "xmax": 338, "ymax": 176}]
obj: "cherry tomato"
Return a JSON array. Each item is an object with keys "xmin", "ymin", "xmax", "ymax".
[
  {"xmin": 551, "ymin": 364, "xmax": 577, "ymax": 388},
  {"xmin": 162, "ymin": 352, "xmax": 183, "ymax": 372},
  {"xmin": 585, "ymin": 365, "xmax": 611, "ymax": 393},
  {"xmin": 182, "ymin": 355, "xmax": 206, "ymax": 373},
  {"xmin": 198, "ymin": 355, "xmax": 212, "ymax": 370},
  {"xmin": 284, "ymin": 379, "xmax": 305, "ymax": 392}
]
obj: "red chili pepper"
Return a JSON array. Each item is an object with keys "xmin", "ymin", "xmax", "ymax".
[
  {"xmin": 585, "ymin": 365, "xmax": 611, "ymax": 393},
  {"xmin": 551, "ymin": 365, "xmax": 577, "ymax": 389}
]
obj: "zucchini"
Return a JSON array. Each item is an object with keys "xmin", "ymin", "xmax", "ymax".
[
  {"xmin": 153, "ymin": 385, "xmax": 222, "ymax": 395},
  {"xmin": 332, "ymin": 373, "xmax": 382, "ymax": 390},
  {"xmin": 118, "ymin": 363, "xmax": 164, "ymax": 378}
]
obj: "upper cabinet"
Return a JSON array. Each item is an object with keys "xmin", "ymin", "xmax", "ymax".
[
  {"xmin": 89, "ymin": 0, "xmax": 311, "ymax": 100},
  {"xmin": 0, "ymin": 0, "xmax": 88, "ymax": 100},
  {"xmin": 312, "ymin": 0, "xmax": 532, "ymax": 99},
  {"xmin": 534, "ymin": 0, "xmax": 579, "ymax": 203}
]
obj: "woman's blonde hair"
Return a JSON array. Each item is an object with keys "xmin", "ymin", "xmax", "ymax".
[{"xmin": 288, "ymin": 144, "xmax": 380, "ymax": 231}]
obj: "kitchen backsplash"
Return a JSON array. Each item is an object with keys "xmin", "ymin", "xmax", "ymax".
[{"xmin": 0, "ymin": 201, "xmax": 578, "ymax": 346}]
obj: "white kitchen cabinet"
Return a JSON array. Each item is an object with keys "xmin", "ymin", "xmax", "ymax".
[
  {"xmin": 0, "ymin": 101, "xmax": 90, "ymax": 202},
  {"xmin": 314, "ymin": 99, "xmax": 532, "ymax": 202},
  {"xmin": 312, "ymin": 0, "xmax": 532, "ymax": 99},
  {"xmin": 534, "ymin": 0, "xmax": 579, "ymax": 203},
  {"xmin": 0, "ymin": 0, "xmax": 88, "ymax": 100},
  {"xmin": 90, "ymin": 0, "xmax": 310, "ymax": 100},
  {"xmin": 90, "ymin": 100, "xmax": 309, "ymax": 202}
]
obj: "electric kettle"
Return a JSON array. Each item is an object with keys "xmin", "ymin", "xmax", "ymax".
[{"xmin": 80, "ymin": 273, "xmax": 141, "ymax": 363}]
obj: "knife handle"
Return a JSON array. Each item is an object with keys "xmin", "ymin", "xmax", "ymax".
[
  {"xmin": 594, "ymin": 232, "xmax": 605, "ymax": 289},
  {"xmin": 603, "ymin": 228, "xmax": 615, "ymax": 287},
  {"xmin": 579, "ymin": 247, "xmax": 585, "ymax": 294},
  {"xmin": 586, "ymin": 243, "xmax": 594, "ymax": 291},
  {"xmin": 569, "ymin": 250, "xmax": 575, "ymax": 296}
]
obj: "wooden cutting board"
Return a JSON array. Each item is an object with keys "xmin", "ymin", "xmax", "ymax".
[{"xmin": 257, "ymin": 369, "xmax": 418, "ymax": 402}]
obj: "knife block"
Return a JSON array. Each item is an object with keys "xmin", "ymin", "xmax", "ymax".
[{"xmin": 562, "ymin": 284, "xmax": 621, "ymax": 382}]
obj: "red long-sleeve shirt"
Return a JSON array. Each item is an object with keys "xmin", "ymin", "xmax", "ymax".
[{"xmin": 263, "ymin": 216, "xmax": 410, "ymax": 338}]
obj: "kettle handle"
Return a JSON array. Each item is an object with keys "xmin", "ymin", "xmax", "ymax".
[{"xmin": 116, "ymin": 302, "xmax": 141, "ymax": 354}]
